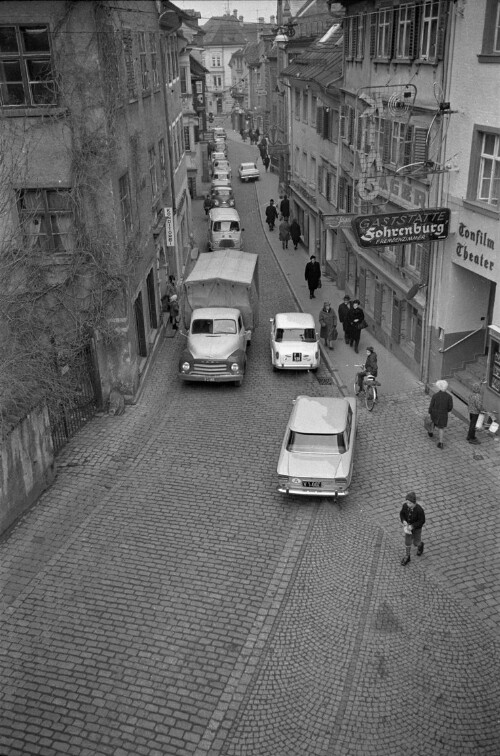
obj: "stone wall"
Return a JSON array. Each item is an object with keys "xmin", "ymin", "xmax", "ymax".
[{"xmin": 0, "ymin": 405, "xmax": 55, "ymax": 535}]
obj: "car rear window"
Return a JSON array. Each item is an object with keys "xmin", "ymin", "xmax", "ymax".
[
  {"xmin": 286, "ymin": 431, "xmax": 346, "ymax": 454},
  {"xmin": 213, "ymin": 221, "xmax": 239, "ymax": 232},
  {"xmin": 276, "ymin": 328, "xmax": 316, "ymax": 342}
]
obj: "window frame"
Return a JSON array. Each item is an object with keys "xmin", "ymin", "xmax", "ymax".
[
  {"xmin": 419, "ymin": 1, "xmax": 440, "ymax": 61},
  {"xmin": 138, "ymin": 31, "xmax": 150, "ymax": 92},
  {"xmin": 158, "ymin": 138, "xmax": 166, "ymax": 185},
  {"xmin": 0, "ymin": 24, "xmax": 57, "ymax": 108},
  {"xmin": 466, "ymin": 125, "xmax": 500, "ymax": 215},
  {"xmin": 119, "ymin": 172, "xmax": 133, "ymax": 234},
  {"xmin": 150, "ymin": 32, "xmax": 160, "ymax": 89},
  {"xmin": 17, "ymin": 188, "xmax": 74, "ymax": 254},
  {"xmin": 480, "ymin": 0, "xmax": 500, "ymax": 61}
]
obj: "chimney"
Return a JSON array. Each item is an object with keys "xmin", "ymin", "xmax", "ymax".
[
  {"xmin": 258, "ymin": 17, "xmax": 264, "ymax": 23},
  {"xmin": 233, "ymin": 9, "xmax": 237, "ymax": 16},
  {"xmin": 239, "ymin": 16, "xmax": 243, "ymax": 23},
  {"xmin": 270, "ymin": 16, "xmax": 275, "ymax": 24}
]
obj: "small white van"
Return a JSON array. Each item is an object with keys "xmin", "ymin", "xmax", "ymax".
[{"xmin": 208, "ymin": 208, "xmax": 243, "ymax": 251}]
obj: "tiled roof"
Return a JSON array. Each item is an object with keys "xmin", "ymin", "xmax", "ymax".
[
  {"xmin": 202, "ymin": 16, "xmax": 273, "ymax": 47},
  {"xmin": 281, "ymin": 24, "xmax": 343, "ymax": 85}
]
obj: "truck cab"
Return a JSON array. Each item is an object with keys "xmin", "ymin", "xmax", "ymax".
[{"xmin": 179, "ymin": 307, "xmax": 249, "ymax": 386}]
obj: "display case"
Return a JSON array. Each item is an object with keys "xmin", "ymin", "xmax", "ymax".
[{"xmin": 489, "ymin": 338, "xmax": 500, "ymax": 395}]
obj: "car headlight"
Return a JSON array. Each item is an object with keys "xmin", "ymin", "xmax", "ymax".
[
  {"xmin": 213, "ymin": 199, "xmax": 219, "ymax": 206},
  {"xmin": 229, "ymin": 199, "xmax": 234, "ymax": 206},
  {"xmin": 275, "ymin": 351, "xmax": 280, "ymax": 361},
  {"xmin": 181, "ymin": 361, "xmax": 191, "ymax": 373},
  {"xmin": 291, "ymin": 477, "xmax": 302, "ymax": 485},
  {"xmin": 230, "ymin": 362, "xmax": 240, "ymax": 373}
]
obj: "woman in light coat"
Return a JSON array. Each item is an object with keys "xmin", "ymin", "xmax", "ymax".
[{"xmin": 319, "ymin": 302, "xmax": 337, "ymax": 349}]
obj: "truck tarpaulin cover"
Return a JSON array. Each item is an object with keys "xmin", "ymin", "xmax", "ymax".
[{"xmin": 182, "ymin": 250, "xmax": 259, "ymax": 329}]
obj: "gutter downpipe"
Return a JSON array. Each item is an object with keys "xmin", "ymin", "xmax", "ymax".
[{"xmin": 421, "ymin": 3, "xmax": 457, "ymax": 388}]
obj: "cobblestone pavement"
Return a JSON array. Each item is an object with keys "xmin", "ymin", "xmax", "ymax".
[{"xmin": 0, "ymin": 127, "xmax": 499, "ymax": 756}]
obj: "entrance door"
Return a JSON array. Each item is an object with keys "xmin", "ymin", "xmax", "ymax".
[{"xmin": 134, "ymin": 292, "xmax": 147, "ymax": 357}]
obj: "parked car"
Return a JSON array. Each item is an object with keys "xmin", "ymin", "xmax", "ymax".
[
  {"xmin": 210, "ymin": 186, "xmax": 236, "ymax": 209},
  {"xmin": 214, "ymin": 140, "xmax": 227, "ymax": 156},
  {"xmin": 212, "ymin": 169, "xmax": 231, "ymax": 184},
  {"xmin": 270, "ymin": 312, "xmax": 320, "ymax": 371},
  {"xmin": 207, "ymin": 207, "xmax": 243, "ymax": 251},
  {"xmin": 210, "ymin": 151, "xmax": 226, "ymax": 164},
  {"xmin": 211, "ymin": 159, "xmax": 231, "ymax": 178},
  {"xmin": 213, "ymin": 127, "xmax": 227, "ymax": 140},
  {"xmin": 277, "ymin": 396, "xmax": 357, "ymax": 498},
  {"xmin": 238, "ymin": 162, "xmax": 260, "ymax": 182},
  {"xmin": 211, "ymin": 178, "xmax": 232, "ymax": 194}
]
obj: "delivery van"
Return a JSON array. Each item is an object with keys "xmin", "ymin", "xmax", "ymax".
[{"xmin": 208, "ymin": 208, "xmax": 243, "ymax": 251}]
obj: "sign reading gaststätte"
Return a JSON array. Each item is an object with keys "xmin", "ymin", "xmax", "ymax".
[{"xmin": 352, "ymin": 208, "xmax": 450, "ymax": 248}]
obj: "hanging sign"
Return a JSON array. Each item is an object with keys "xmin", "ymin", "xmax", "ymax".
[
  {"xmin": 164, "ymin": 207, "xmax": 175, "ymax": 247},
  {"xmin": 352, "ymin": 208, "xmax": 450, "ymax": 248}
]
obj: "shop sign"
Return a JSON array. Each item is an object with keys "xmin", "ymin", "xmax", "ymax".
[
  {"xmin": 164, "ymin": 207, "xmax": 175, "ymax": 247},
  {"xmin": 453, "ymin": 206, "xmax": 496, "ymax": 282},
  {"xmin": 351, "ymin": 208, "xmax": 450, "ymax": 248}
]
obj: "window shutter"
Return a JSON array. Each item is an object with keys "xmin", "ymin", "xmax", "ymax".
[
  {"xmin": 410, "ymin": 3, "xmax": 422, "ymax": 60},
  {"xmin": 348, "ymin": 107, "xmax": 355, "ymax": 145},
  {"xmin": 344, "ymin": 18, "xmax": 351, "ymax": 59},
  {"xmin": 413, "ymin": 127, "xmax": 428, "ymax": 164},
  {"xmin": 374, "ymin": 282, "xmax": 382, "ymax": 324},
  {"xmin": 338, "ymin": 176, "xmax": 345, "ymax": 210},
  {"xmin": 122, "ymin": 29, "xmax": 137, "ymax": 99},
  {"xmin": 404, "ymin": 124, "xmax": 414, "ymax": 166},
  {"xmin": 369, "ymin": 12, "xmax": 377, "ymax": 57},
  {"xmin": 318, "ymin": 164, "xmax": 324, "ymax": 193},
  {"xmin": 351, "ymin": 17, "xmax": 358, "ymax": 59},
  {"xmin": 437, "ymin": 0, "xmax": 449, "ymax": 60},
  {"xmin": 358, "ymin": 268, "xmax": 366, "ymax": 308},
  {"xmin": 316, "ymin": 106, "xmax": 323, "ymax": 135},
  {"xmin": 346, "ymin": 183, "xmax": 353, "ymax": 213},
  {"xmin": 395, "ymin": 244, "xmax": 404, "ymax": 268},
  {"xmin": 414, "ymin": 314, "xmax": 422, "ymax": 363},
  {"xmin": 382, "ymin": 118, "xmax": 391, "ymax": 164},
  {"xmin": 323, "ymin": 109, "xmax": 330, "ymax": 140},
  {"xmin": 340, "ymin": 105, "xmax": 346, "ymax": 140},
  {"xmin": 421, "ymin": 242, "xmax": 431, "ymax": 284},
  {"xmin": 356, "ymin": 114, "xmax": 363, "ymax": 151},
  {"xmin": 391, "ymin": 296, "xmax": 402, "ymax": 343},
  {"xmin": 194, "ymin": 124, "xmax": 199, "ymax": 143},
  {"xmin": 388, "ymin": 8, "xmax": 396, "ymax": 60}
]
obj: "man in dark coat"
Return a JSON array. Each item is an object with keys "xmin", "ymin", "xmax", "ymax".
[
  {"xmin": 265, "ymin": 199, "xmax": 278, "ymax": 231},
  {"xmin": 338, "ymin": 295, "xmax": 352, "ymax": 343},
  {"xmin": 280, "ymin": 195, "xmax": 290, "ymax": 221},
  {"xmin": 346, "ymin": 299, "xmax": 365, "ymax": 353},
  {"xmin": 304, "ymin": 255, "xmax": 321, "ymax": 298},
  {"xmin": 290, "ymin": 219, "xmax": 301, "ymax": 249},
  {"xmin": 400, "ymin": 491, "xmax": 426, "ymax": 565}
]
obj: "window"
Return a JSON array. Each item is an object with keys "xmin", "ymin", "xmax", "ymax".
[
  {"xmin": 302, "ymin": 151, "xmax": 307, "ymax": 181},
  {"xmin": 407, "ymin": 241, "xmax": 423, "ymax": 272},
  {"xmin": 158, "ymin": 138, "xmax": 166, "ymax": 184},
  {"xmin": 148, "ymin": 147, "xmax": 158, "ymax": 197},
  {"xmin": 177, "ymin": 121, "xmax": 184, "ymax": 159},
  {"xmin": 420, "ymin": 1, "xmax": 440, "ymax": 60},
  {"xmin": 376, "ymin": 8, "xmax": 393, "ymax": 58},
  {"xmin": 294, "ymin": 146, "xmax": 300, "ymax": 175},
  {"xmin": 138, "ymin": 32, "xmax": 149, "ymax": 91},
  {"xmin": 150, "ymin": 32, "xmax": 159, "ymax": 88},
  {"xmin": 302, "ymin": 90, "xmax": 308, "ymax": 123},
  {"xmin": 310, "ymin": 156, "xmax": 316, "ymax": 188},
  {"xmin": 391, "ymin": 122, "xmax": 406, "ymax": 165},
  {"xmin": 0, "ymin": 25, "xmax": 56, "ymax": 106},
  {"xmin": 396, "ymin": 4, "xmax": 413, "ymax": 58},
  {"xmin": 311, "ymin": 96, "xmax": 317, "ymax": 126},
  {"xmin": 477, "ymin": 132, "xmax": 500, "ymax": 206},
  {"xmin": 355, "ymin": 14, "xmax": 365, "ymax": 59},
  {"xmin": 212, "ymin": 55, "xmax": 221, "ymax": 67},
  {"xmin": 17, "ymin": 189, "xmax": 74, "ymax": 253},
  {"xmin": 119, "ymin": 172, "xmax": 133, "ymax": 233},
  {"xmin": 345, "ymin": 14, "xmax": 365, "ymax": 60},
  {"xmin": 480, "ymin": 0, "xmax": 500, "ymax": 60},
  {"xmin": 183, "ymin": 125, "xmax": 190, "ymax": 152},
  {"xmin": 213, "ymin": 75, "xmax": 222, "ymax": 88},
  {"xmin": 294, "ymin": 88, "xmax": 300, "ymax": 119}
]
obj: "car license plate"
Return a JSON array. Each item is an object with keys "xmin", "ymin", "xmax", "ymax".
[
  {"xmin": 204, "ymin": 377, "xmax": 216, "ymax": 382},
  {"xmin": 302, "ymin": 481, "xmax": 321, "ymax": 488},
  {"xmin": 293, "ymin": 353, "xmax": 302, "ymax": 362}
]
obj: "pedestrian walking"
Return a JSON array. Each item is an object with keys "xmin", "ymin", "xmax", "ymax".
[
  {"xmin": 428, "ymin": 379, "xmax": 453, "ymax": 449},
  {"xmin": 400, "ymin": 492, "xmax": 425, "ymax": 566},
  {"xmin": 280, "ymin": 195, "xmax": 290, "ymax": 222},
  {"xmin": 346, "ymin": 299, "xmax": 365, "ymax": 353},
  {"xmin": 203, "ymin": 194, "xmax": 211, "ymax": 216},
  {"xmin": 169, "ymin": 294, "xmax": 180, "ymax": 330},
  {"xmin": 263, "ymin": 154, "xmax": 270, "ymax": 172},
  {"xmin": 338, "ymin": 294, "xmax": 352, "ymax": 344},
  {"xmin": 290, "ymin": 218, "xmax": 301, "ymax": 249},
  {"xmin": 319, "ymin": 302, "xmax": 337, "ymax": 349},
  {"xmin": 279, "ymin": 218, "xmax": 291, "ymax": 249},
  {"xmin": 304, "ymin": 255, "xmax": 321, "ymax": 299},
  {"xmin": 265, "ymin": 199, "xmax": 278, "ymax": 231},
  {"xmin": 356, "ymin": 346, "xmax": 378, "ymax": 393},
  {"xmin": 466, "ymin": 382, "xmax": 483, "ymax": 444}
]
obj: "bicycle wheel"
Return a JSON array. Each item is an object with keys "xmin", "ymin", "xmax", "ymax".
[{"xmin": 365, "ymin": 385, "xmax": 375, "ymax": 411}]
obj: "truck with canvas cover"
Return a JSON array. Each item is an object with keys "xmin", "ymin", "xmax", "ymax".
[{"xmin": 179, "ymin": 250, "xmax": 259, "ymax": 386}]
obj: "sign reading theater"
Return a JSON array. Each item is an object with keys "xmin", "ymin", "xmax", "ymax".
[{"xmin": 352, "ymin": 208, "xmax": 450, "ymax": 248}]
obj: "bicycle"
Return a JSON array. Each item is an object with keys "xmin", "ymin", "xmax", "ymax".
[{"xmin": 354, "ymin": 364, "xmax": 379, "ymax": 411}]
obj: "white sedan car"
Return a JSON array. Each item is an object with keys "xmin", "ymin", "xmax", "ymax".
[
  {"xmin": 270, "ymin": 312, "xmax": 320, "ymax": 371},
  {"xmin": 277, "ymin": 396, "xmax": 357, "ymax": 498},
  {"xmin": 238, "ymin": 162, "xmax": 260, "ymax": 182}
]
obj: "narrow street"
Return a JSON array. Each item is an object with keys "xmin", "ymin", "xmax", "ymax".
[{"xmin": 0, "ymin": 132, "xmax": 499, "ymax": 756}]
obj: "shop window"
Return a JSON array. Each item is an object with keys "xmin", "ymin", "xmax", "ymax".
[
  {"xmin": 0, "ymin": 24, "xmax": 56, "ymax": 107},
  {"xmin": 489, "ymin": 338, "xmax": 500, "ymax": 394}
]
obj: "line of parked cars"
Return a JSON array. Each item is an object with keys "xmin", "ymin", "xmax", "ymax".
[{"xmin": 201, "ymin": 127, "xmax": 357, "ymax": 499}]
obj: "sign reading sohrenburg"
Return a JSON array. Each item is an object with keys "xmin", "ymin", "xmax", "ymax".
[{"xmin": 352, "ymin": 208, "xmax": 450, "ymax": 248}]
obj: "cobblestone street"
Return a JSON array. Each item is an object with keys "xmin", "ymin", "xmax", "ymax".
[{"xmin": 0, "ymin": 132, "xmax": 499, "ymax": 756}]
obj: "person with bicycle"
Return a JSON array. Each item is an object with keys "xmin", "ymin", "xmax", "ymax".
[{"xmin": 356, "ymin": 346, "xmax": 378, "ymax": 394}]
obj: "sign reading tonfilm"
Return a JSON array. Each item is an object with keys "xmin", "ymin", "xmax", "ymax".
[{"xmin": 352, "ymin": 208, "xmax": 450, "ymax": 248}]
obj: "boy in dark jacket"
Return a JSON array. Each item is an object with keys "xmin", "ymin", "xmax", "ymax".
[{"xmin": 400, "ymin": 492, "xmax": 425, "ymax": 565}]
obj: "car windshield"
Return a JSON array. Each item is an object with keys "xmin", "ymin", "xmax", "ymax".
[
  {"xmin": 214, "ymin": 190, "xmax": 231, "ymax": 197},
  {"xmin": 213, "ymin": 221, "xmax": 239, "ymax": 232},
  {"xmin": 192, "ymin": 318, "xmax": 237, "ymax": 335},
  {"xmin": 287, "ymin": 431, "xmax": 346, "ymax": 454},
  {"xmin": 275, "ymin": 328, "xmax": 316, "ymax": 343}
]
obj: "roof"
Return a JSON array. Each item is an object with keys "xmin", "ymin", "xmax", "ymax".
[
  {"xmin": 281, "ymin": 24, "xmax": 343, "ymax": 85},
  {"xmin": 275, "ymin": 312, "xmax": 316, "ymax": 328},
  {"xmin": 290, "ymin": 396, "xmax": 350, "ymax": 434},
  {"xmin": 208, "ymin": 208, "xmax": 240, "ymax": 221},
  {"xmin": 202, "ymin": 16, "xmax": 250, "ymax": 47},
  {"xmin": 185, "ymin": 250, "xmax": 258, "ymax": 286}
]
